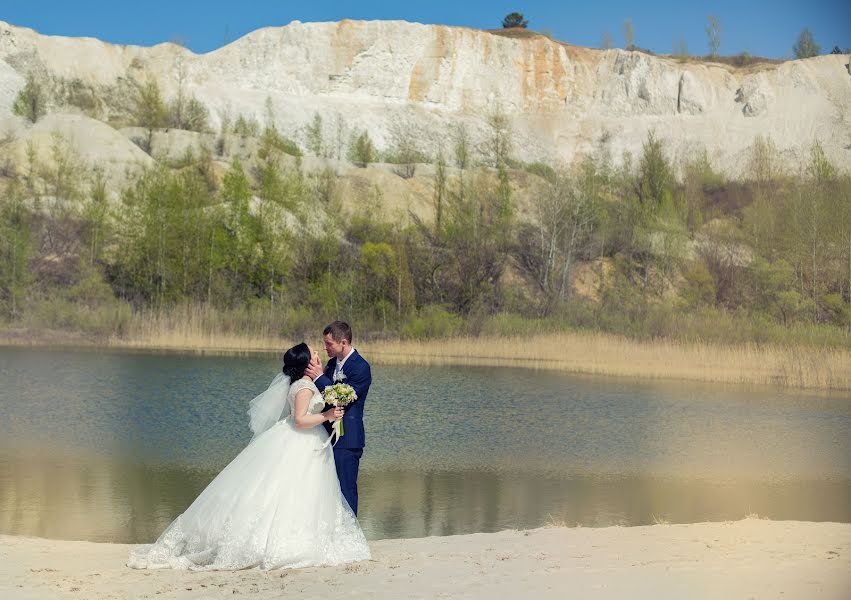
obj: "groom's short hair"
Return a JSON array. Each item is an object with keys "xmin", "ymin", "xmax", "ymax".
[{"xmin": 324, "ymin": 321, "xmax": 352, "ymax": 344}]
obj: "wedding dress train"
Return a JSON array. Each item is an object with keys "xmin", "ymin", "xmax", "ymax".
[{"xmin": 127, "ymin": 377, "xmax": 370, "ymax": 570}]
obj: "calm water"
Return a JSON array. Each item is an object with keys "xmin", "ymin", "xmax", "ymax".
[{"xmin": 1, "ymin": 346, "xmax": 849, "ymax": 543}]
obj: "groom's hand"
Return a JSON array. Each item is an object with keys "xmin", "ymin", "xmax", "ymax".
[{"xmin": 305, "ymin": 361, "xmax": 324, "ymax": 381}]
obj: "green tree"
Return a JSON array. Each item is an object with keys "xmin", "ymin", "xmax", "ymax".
[
  {"xmin": 793, "ymin": 28, "xmax": 820, "ymax": 59},
  {"xmin": 347, "ymin": 130, "xmax": 376, "ymax": 167},
  {"xmin": 83, "ymin": 167, "xmax": 110, "ymax": 266},
  {"xmin": 360, "ymin": 241, "xmax": 397, "ymax": 327},
  {"xmin": 113, "ymin": 165, "xmax": 217, "ymax": 304},
  {"xmin": 220, "ymin": 157, "xmax": 258, "ymax": 292},
  {"xmin": 0, "ymin": 181, "xmax": 31, "ymax": 318},
  {"xmin": 681, "ymin": 260, "xmax": 716, "ymax": 308},
  {"xmin": 602, "ymin": 31, "xmax": 614, "ymax": 50},
  {"xmin": 705, "ymin": 15, "xmax": 721, "ymax": 57},
  {"xmin": 502, "ymin": 13, "xmax": 528, "ymax": 29},
  {"xmin": 636, "ymin": 131, "xmax": 673, "ymax": 209},
  {"xmin": 305, "ymin": 113, "xmax": 324, "ymax": 157},
  {"xmin": 259, "ymin": 124, "xmax": 302, "ymax": 158},
  {"xmin": 135, "ymin": 78, "xmax": 168, "ymax": 130},
  {"xmin": 170, "ymin": 97, "xmax": 210, "ymax": 132},
  {"xmin": 12, "ymin": 73, "xmax": 47, "ymax": 123},
  {"xmin": 233, "ymin": 114, "xmax": 260, "ymax": 136},
  {"xmin": 134, "ymin": 78, "xmax": 167, "ymax": 153}
]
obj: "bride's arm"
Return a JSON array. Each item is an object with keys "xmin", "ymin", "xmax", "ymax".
[{"xmin": 292, "ymin": 388, "xmax": 343, "ymax": 429}]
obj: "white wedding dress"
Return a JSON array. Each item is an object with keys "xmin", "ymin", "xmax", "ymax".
[{"xmin": 127, "ymin": 376, "xmax": 370, "ymax": 570}]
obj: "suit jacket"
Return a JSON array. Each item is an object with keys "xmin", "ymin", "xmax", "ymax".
[{"xmin": 314, "ymin": 349, "xmax": 371, "ymax": 449}]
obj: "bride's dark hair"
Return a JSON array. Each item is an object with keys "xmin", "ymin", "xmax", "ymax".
[{"xmin": 282, "ymin": 342, "xmax": 311, "ymax": 380}]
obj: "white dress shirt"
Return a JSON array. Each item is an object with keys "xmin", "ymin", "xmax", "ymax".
[{"xmin": 333, "ymin": 347, "xmax": 356, "ymax": 381}]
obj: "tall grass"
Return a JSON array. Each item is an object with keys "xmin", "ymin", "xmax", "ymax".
[
  {"xmin": 361, "ymin": 332, "xmax": 851, "ymax": 391},
  {"xmin": 2, "ymin": 303, "xmax": 849, "ymax": 391}
]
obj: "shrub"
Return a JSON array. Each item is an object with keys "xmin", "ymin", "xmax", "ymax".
[
  {"xmin": 260, "ymin": 126, "xmax": 302, "ymax": 158},
  {"xmin": 232, "ymin": 114, "xmax": 260, "ymax": 137},
  {"xmin": 402, "ymin": 305, "xmax": 465, "ymax": 339},
  {"xmin": 347, "ymin": 130, "xmax": 376, "ymax": 168},
  {"xmin": 502, "ymin": 13, "xmax": 528, "ymax": 29},
  {"xmin": 12, "ymin": 73, "xmax": 47, "ymax": 123}
]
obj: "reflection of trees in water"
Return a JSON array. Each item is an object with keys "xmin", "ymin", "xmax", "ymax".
[
  {"xmin": 357, "ymin": 470, "xmax": 851, "ymax": 538},
  {"xmin": 0, "ymin": 452, "xmax": 213, "ymax": 543},
  {"xmin": 1, "ymin": 455, "xmax": 850, "ymax": 543}
]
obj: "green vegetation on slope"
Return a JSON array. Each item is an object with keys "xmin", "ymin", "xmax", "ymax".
[{"xmin": 0, "ymin": 105, "xmax": 849, "ymax": 348}]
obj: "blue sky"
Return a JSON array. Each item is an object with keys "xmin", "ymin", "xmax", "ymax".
[{"xmin": 1, "ymin": 1, "xmax": 848, "ymax": 58}]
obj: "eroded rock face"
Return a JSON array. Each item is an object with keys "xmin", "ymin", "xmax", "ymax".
[{"xmin": 0, "ymin": 19, "xmax": 849, "ymax": 176}]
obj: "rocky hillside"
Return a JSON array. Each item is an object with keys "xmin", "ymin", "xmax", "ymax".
[{"xmin": 0, "ymin": 19, "xmax": 849, "ymax": 178}]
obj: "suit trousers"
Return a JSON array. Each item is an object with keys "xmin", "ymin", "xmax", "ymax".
[{"xmin": 333, "ymin": 446, "xmax": 363, "ymax": 516}]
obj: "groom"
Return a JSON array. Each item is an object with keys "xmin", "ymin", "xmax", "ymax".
[{"xmin": 306, "ymin": 320, "xmax": 371, "ymax": 516}]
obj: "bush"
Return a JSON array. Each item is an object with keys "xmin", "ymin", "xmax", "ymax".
[
  {"xmin": 260, "ymin": 126, "xmax": 302, "ymax": 158},
  {"xmin": 478, "ymin": 312, "xmax": 548, "ymax": 336},
  {"xmin": 134, "ymin": 79, "xmax": 168, "ymax": 130},
  {"xmin": 402, "ymin": 305, "xmax": 465, "ymax": 339},
  {"xmin": 347, "ymin": 130, "xmax": 376, "ymax": 168},
  {"xmin": 232, "ymin": 114, "xmax": 260, "ymax": 137},
  {"xmin": 22, "ymin": 297, "xmax": 133, "ymax": 337},
  {"xmin": 520, "ymin": 161, "xmax": 557, "ymax": 183},
  {"xmin": 12, "ymin": 73, "xmax": 47, "ymax": 123},
  {"xmin": 170, "ymin": 96, "xmax": 210, "ymax": 133}
]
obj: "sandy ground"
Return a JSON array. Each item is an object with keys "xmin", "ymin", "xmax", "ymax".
[{"xmin": 2, "ymin": 520, "xmax": 850, "ymax": 599}]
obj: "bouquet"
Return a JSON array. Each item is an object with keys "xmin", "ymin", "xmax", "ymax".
[{"xmin": 323, "ymin": 383, "xmax": 357, "ymax": 443}]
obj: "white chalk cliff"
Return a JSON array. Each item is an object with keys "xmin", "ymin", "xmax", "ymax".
[{"xmin": 0, "ymin": 19, "xmax": 849, "ymax": 175}]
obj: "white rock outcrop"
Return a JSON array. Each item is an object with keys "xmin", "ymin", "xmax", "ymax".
[{"xmin": 0, "ymin": 19, "xmax": 848, "ymax": 176}]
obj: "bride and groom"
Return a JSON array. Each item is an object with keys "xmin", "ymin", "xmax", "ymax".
[{"xmin": 128, "ymin": 321, "xmax": 372, "ymax": 570}]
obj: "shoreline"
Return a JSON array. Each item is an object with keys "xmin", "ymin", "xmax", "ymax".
[
  {"xmin": 2, "ymin": 520, "xmax": 849, "ymax": 599},
  {"xmin": 2, "ymin": 328, "xmax": 850, "ymax": 391}
]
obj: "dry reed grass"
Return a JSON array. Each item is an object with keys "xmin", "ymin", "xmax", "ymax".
[
  {"xmin": 358, "ymin": 332, "xmax": 851, "ymax": 391},
  {"xmin": 3, "ymin": 316, "xmax": 849, "ymax": 391}
]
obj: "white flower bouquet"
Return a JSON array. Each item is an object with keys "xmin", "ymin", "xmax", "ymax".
[{"xmin": 323, "ymin": 383, "xmax": 357, "ymax": 441}]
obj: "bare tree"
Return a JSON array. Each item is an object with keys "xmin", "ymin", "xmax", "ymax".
[
  {"xmin": 518, "ymin": 163, "xmax": 600, "ymax": 304},
  {"xmin": 172, "ymin": 50, "xmax": 188, "ymax": 129},
  {"xmin": 486, "ymin": 106, "xmax": 512, "ymax": 169},
  {"xmin": 453, "ymin": 124, "xmax": 471, "ymax": 169},
  {"xmin": 623, "ymin": 19, "xmax": 635, "ymax": 50},
  {"xmin": 706, "ymin": 15, "xmax": 721, "ymax": 57}
]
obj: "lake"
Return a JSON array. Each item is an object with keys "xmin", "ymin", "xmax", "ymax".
[{"xmin": 1, "ymin": 346, "xmax": 849, "ymax": 543}]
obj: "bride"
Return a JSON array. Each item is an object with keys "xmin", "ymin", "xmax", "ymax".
[{"xmin": 127, "ymin": 343, "xmax": 371, "ymax": 570}]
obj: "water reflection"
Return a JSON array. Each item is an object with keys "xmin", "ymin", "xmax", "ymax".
[
  {"xmin": 1, "ymin": 346, "xmax": 850, "ymax": 543},
  {"xmin": 2, "ymin": 450, "xmax": 849, "ymax": 543}
]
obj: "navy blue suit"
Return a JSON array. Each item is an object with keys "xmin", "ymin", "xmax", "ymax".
[{"xmin": 314, "ymin": 350, "xmax": 371, "ymax": 515}]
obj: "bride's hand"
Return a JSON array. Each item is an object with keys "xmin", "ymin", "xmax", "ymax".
[{"xmin": 324, "ymin": 406, "xmax": 344, "ymax": 421}]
